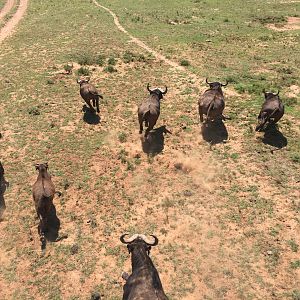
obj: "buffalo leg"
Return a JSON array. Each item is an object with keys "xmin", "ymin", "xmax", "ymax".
[
  {"xmin": 86, "ymin": 100, "xmax": 95, "ymax": 113},
  {"xmin": 199, "ymin": 106, "xmax": 203, "ymax": 123},
  {"xmin": 145, "ymin": 123, "xmax": 154, "ymax": 137},
  {"xmin": 138, "ymin": 114, "xmax": 143, "ymax": 134},
  {"xmin": 95, "ymin": 98, "xmax": 100, "ymax": 113}
]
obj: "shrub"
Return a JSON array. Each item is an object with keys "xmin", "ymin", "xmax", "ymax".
[
  {"xmin": 108, "ymin": 57, "xmax": 117, "ymax": 65},
  {"xmin": 28, "ymin": 107, "xmax": 40, "ymax": 115},
  {"xmin": 123, "ymin": 51, "xmax": 135, "ymax": 63},
  {"xmin": 104, "ymin": 65, "xmax": 117, "ymax": 73},
  {"xmin": 180, "ymin": 59, "xmax": 190, "ymax": 67},
  {"xmin": 77, "ymin": 67, "xmax": 90, "ymax": 76},
  {"xmin": 77, "ymin": 52, "xmax": 97, "ymax": 65},
  {"xmin": 47, "ymin": 79, "xmax": 54, "ymax": 85},
  {"xmin": 118, "ymin": 132, "xmax": 127, "ymax": 143},
  {"xmin": 64, "ymin": 64, "xmax": 73, "ymax": 74},
  {"xmin": 97, "ymin": 55, "xmax": 106, "ymax": 66}
]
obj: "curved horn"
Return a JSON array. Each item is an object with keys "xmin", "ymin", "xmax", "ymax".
[
  {"xmin": 77, "ymin": 78, "xmax": 81, "ymax": 84},
  {"xmin": 138, "ymin": 234, "xmax": 159, "ymax": 246},
  {"xmin": 162, "ymin": 86, "xmax": 168, "ymax": 95},
  {"xmin": 275, "ymin": 90, "xmax": 279, "ymax": 96},
  {"xmin": 206, "ymin": 78, "xmax": 212, "ymax": 85},
  {"xmin": 120, "ymin": 234, "xmax": 139, "ymax": 244},
  {"xmin": 147, "ymin": 83, "xmax": 151, "ymax": 92},
  {"xmin": 221, "ymin": 80, "xmax": 228, "ymax": 87},
  {"xmin": 148, "ymin": 235, "xmax": 158, "ymax": 246}
]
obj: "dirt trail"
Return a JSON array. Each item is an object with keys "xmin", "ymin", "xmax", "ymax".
[
  {"xmin": 92, "ymin": 0, "xmax": 187, "ymax": 73},
  {"xmin": 0, "ymin": 0, "xmax": 15, "ymax": 21},
  {"xmin": 0, "ymin": 0, "xmax": 29, "ymax": 43}
]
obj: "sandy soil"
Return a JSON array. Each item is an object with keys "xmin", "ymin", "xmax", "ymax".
[
  {"xmin": 0, "ymin": 0, "xmax": 29, "ymax": 43},
  {"xmin": 0, "ymin": 0, "xmax": 14, "ymax": 21},
  {"xmin": 267, "ymin": 16, "xmax": 300, "ymax": 31}
]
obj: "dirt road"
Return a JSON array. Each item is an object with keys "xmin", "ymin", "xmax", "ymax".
[{"xmin": 0, "ymin": 0, "xmax": 29, "ymax": 43}]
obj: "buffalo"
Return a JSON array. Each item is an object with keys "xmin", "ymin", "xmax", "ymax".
[
  {"xmin": 0, "ymin": 161, "xmax": 9, "ymax": 219},
  {"xmin": 198, "ymin": 78, "xmax": 228, "ymax": 123},
  {"xmin": 256, "ymin": 90, "xmax": 284, "ymax": 132},
  {"xmin": 138, "ymin": 84, "xmax": 168, "ymax": 137},
  {"xmin": 77, "ymin": 78, "xmax": 103, "ymax": 114},
  {"xmin": 32, "ymin": 163, "xmax": 56, "ymax": 243},
  {"xmin": 120, "ymin": 234, "xmax": 168, "ymax": 300}
]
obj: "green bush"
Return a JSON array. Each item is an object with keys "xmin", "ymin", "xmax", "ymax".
[
  {"xmin": 97, "ymin": 55, "xmax": 106, "ymax": 66},
  {"xmin": 77, "ymin": 67, "xmax": 90, "ymax": 76},
  {"xmin": 104, "ymin": 65, "xmax": 117, "ymax": 73},
  {"xmin": 108, "ymin": 57, "xmax": 117, "ymax": 65},
  {"xmin": 180, "ymin": 59, "xmax": 190, "ymax": 67}
]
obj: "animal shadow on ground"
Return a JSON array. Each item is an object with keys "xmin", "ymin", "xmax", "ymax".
[
  {"xmin": 261, "ymin": 124, "xmax": 287, "ymax": 148},
  {"xmin": 201, "ymin": 119, "xmax": 228, "ymax": 145},
  {"xmin": 0, "ymin": 193, "xmax": 6, "ymax": 221},
  {"xmin": 0, "ymin": 174, "xmax": 9, "ymax": 221},
  {"xmin": 141, "ymin": 126, "xmax": 171, "ymax": 156},
  {"xmin": 82, "ymin": 105, "xmax": 100, "ymax": 125},
  {"xmin": 43, "ymin": 204, "xmax": 60, "ymax": 243}
]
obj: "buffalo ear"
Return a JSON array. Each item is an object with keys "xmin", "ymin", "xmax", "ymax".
[
  {"xmin": 44, "ymin": 163, "xmax": 49, "ymax": 169},
  {"xmin": 35, "ymin": 164, "xmax": 39, "ymax": 170}
]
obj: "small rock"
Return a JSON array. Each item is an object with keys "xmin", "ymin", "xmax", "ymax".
[
  {"xmin": 91, "ymin": 292, "xmax": 101, "ymax": 300},
  {"xmin": 70, "ymin": 244, "xmax": 79, "ymax": 255},
  {"xmin": 267, "ymin": 250, "xmax": 273, "ymax": 255},
  {"xmin": 183, "ymin": 190, "xmax": 193, "ymax": 197},
  {"xmin": 174, "ymin": 163, "xmax": 183, "ymax": 170}
]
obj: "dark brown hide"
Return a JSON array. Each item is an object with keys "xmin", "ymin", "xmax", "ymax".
[
  {"xmin": 198, "ymin": 81, "xmax": 226, "ymax": 123},
  {"xmin": 256, "ymin": 91, "xmax": 284, "ymax": 131},
  {"xmin": 138, "ymin": 85, "xmax": 167, "ymax": 137},
  {"xmin": 32, "ymin": 163, "xmax": 55, "ymax": 240},
  {"xmin": 78, "ymin": 79, "xmax": 103, "ymax": 114},
  {"xmin": 121, "ymin": 235, "xmax": 168, "ymax": 300}
]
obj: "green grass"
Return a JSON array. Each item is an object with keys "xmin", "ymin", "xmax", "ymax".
[{"xmin": 0, "ymin": 0, "xmax": 299, "ymax": 299}]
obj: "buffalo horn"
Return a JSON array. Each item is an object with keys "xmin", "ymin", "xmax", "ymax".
[
  {"xmin": 161, "ymin": 86, "xmax": 168, "ymax": 94},
  {"xmin": 206, "ymin": 78, "xmax": 212, "ymax": 85},
  {"xmin": 120, "ymin": 233, "xmax": 139, "ymax": 244},
  {"xmin": 221, "ymin": 80, "xmax": 228, "ymax": 87}
]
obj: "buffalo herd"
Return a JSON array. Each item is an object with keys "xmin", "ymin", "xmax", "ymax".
[{"xmin": 0, "ymin": 77, "xmax": 285, "ymax": 299}]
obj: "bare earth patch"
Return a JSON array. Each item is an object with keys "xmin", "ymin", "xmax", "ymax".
[
  {"xmin": 0, "ymin": 0, "xmax": 29, "ymax": 43},
  {"xmin": 0, "ymin": 0, "xmax": 14, "ymax": 22},
  {"xmin": 267, "ymin": 16, "xmax": 300, "ymax": 31}
]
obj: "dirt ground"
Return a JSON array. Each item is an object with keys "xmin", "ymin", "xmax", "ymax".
[{"xmin": 0, "ymin": 0, "xmax": 299, "ymax": 299}]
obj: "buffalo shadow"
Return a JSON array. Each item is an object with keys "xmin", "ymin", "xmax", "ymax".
[
  {"xmin": 261, "ymin": 124, "xmax": 287, "ymax": 148},
  {"xmin": 0, "ymin": 165, "xmax": 8, "ymax": 221},
  {"xmin": 141, "ymin": 126, "xmax": 171, "ymax": 156},
  {"xmin": 201, "ymin": 119, "xmax": 228, "ymax": 145},
  {"xmin": 40, "ymin": 203, "xmax": 60, "ymax": 247},
  {"xmin": 0, "ymin": 193, "xmax": 6, "ymax": 221},
  {"xmin": 82, "ymin": 105, "xmax": 100, "ymax": 125}
]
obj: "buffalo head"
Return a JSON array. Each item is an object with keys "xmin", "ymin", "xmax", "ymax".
[{"xmin": 147, "ymin": 83, "xmax": 168, "ymax": 100}]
